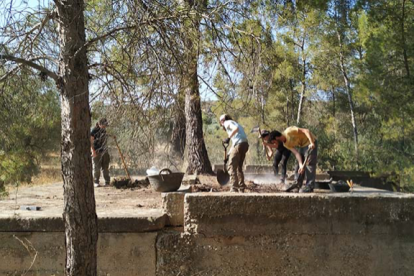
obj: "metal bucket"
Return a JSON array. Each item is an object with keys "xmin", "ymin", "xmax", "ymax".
[{"xmin": 147, "ymin": 168, "xmax": 184, "ymax": 192}]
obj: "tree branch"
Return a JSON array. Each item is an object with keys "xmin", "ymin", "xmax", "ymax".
[
  {"xmin": 0, "ymin": 54, "xmax": 58, "ymax": 82},
  {"xmin": 0, "ymin": 64, "xmax": 23, "ymax": 82},
  {"xmin": 74, "ymin": 14, "xmax": 188, "ymax": 60}
]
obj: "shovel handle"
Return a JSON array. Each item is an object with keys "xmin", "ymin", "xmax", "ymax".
[
  {"xmin": 299, "ymin": 148, "xmax": 313, "ymax": 175},
  {"xmin": 113, "ymin": 136, "xmax": 131, "ymax": 181},
  {"xmin": 222, "ymin": 141, "xmax": 229, "ymax": 162}
]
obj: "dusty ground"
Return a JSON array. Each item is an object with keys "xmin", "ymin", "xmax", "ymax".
[
  {"xmin": 0, "ymin": 176, "xmax": 164, "ymax": 218},
  {"xmin": 0, "ymin": 173, "xmax": 287, "ymax": 218},
  {"xmin": 0, "ymin": 172, "xmax": 396, "ymax": 219}
]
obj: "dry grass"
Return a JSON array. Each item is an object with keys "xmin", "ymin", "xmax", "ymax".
[
  {"xmin": 31, "ymin": 166, "xmax": 62, "ymax": 185},
  {"xmin": 4, "ymin": 166, "xmax": 62, "ymax": 195}
]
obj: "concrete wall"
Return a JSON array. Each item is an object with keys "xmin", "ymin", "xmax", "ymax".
[
  {"xmin": 0, "ymin": 232, "xmax": 157, "ymax": 276},
  {"xmin": 157, "ymin": 192, "xmax": 414, "ymax": 276},
  {"xmin": 2, "ymin": 189, "xmax": 414, "ymax": 276}
]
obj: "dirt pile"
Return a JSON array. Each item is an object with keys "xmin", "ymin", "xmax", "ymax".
[
  {"xmin": 192, "ymin": 175, "xmax": 284, "ymax": 193},
  {"xmin": 112, "ymin": 177, "xmax": 150, "ymax": 189}
]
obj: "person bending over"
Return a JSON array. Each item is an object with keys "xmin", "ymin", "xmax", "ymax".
[
  {"xmin": 260, "ymin": 130, "xmax": 292, "ymax": 185},
  {"xmin": 270, "ymin": 127, "xmax": 317, "ymax": 193}
]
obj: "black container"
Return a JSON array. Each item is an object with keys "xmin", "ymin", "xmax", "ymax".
[
  {"xmin": 147, "ymin": 168, "xmax": 184, "ymax": 192},
  {"xmin": 328, "ymin": 182, "xmax": 350, "ymax": 193},
  {"xmin": 315, "ymin": 179, "xmax": 332, "ymax": 190}
]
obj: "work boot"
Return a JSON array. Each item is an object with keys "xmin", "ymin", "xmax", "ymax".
[{"xmin": 299, "ymin": 185, "xmax": 314, "ymax": 193}]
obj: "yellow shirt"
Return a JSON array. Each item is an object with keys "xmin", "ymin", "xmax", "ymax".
[{"xmin": 282, "ymin": 126, "xmax": 316, "ymax": 150}]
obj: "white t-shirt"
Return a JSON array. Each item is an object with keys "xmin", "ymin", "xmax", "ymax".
[{"xmin": 223, "ymin": 120, "xmax": 248, "ymax": 147}]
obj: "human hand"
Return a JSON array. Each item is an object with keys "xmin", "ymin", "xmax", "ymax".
[
  {"xmin": 91, "ymin": 150, "xmax": 97, "ymax": 158},
  {"xmin": 309, "ymin": 142, "xmax": 315, "ymax": 149},
  {"xmin": 223, "ymin": 137, "xmax": 230, "ymax": 144}
]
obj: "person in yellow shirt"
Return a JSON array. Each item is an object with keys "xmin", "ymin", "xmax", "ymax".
[{"xmin": 271, "ymin": 126, "xmax": 318, "ymax": 193}]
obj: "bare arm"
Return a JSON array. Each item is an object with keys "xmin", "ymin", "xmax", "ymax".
[
  {"xmin": 262, "ymin": 140, "xmax": 279, "ymax": 149},
  {"xmin": 298, "ymin": 128, "xmax": 315, "ymax": 149},
  {"xmin": 290, "ymin": 147, "xmax": 303, "ymax": 168},
  {"xmin": 265, "ymin": 145, "xmax": 274, "ymax": 160}
]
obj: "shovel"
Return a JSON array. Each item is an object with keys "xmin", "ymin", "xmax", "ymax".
[
  {"xmin": 216, "ymin": 141, "xmax": 230, "ymax": 186},
  {"xmin": 284, "ymin": 147, "xmax": 313, "ymax": 192},
  {"xmin": 112, "ymin": 135, "xmax": 131, "ymax": 181}
]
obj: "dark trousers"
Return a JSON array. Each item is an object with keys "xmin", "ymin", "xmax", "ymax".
[
  {"xmin": 295, "ymin": 140, "xmax": 318, "ymax": 188},
  {"xmin": 93, "ymin": 151, "xmax": 110, "ymax": 184},
  {"xmin": 273, "ymin": 148, "xmax": 291, "ymax": 183}
]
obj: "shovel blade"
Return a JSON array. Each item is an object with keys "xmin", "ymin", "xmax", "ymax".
[{"xmin": 217, "ymin": 169, "xmax": 230, "ymax": 186}]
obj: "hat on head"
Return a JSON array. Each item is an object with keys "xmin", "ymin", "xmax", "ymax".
[
  {"xmin": 99, "ymin": 118, "xmax": 109, "ymax": 126},
  {"xmin": 219, "ymin": 114, "xmax": 226, "ymax": 121}
]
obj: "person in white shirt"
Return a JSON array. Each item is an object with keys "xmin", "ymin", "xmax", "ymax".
[{"xmin": 219, "ymin": 114, "xmax": 249, "ymax": 192}]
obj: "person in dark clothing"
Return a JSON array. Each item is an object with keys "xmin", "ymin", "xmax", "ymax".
[
  {"xmin": 90, "ymin": 118, "xmax": 110, "ymax": 187},
  {"xmin": 260, "ymin": 130, "xmax": 291, "ymax": 184}
]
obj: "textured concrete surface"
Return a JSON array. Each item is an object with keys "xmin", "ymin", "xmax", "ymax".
[
  {"xmin": 2, "ymin": 183, "xmax": 414, "ymax": 276},
  {"xmin": 156, "ymin": 188, "xmax": 414, "ymax": 276},
  {"xmin": 184, "ymin": 189, "xmax": 414, "ymax": 237},
  {"xmin": 162, "ymin": 191, "xmax": 187, "ymax": 226},
  {"xmin": 157, "ymin": 231, "xmax": 414, "ymax": 276},
  {"xmin": 0, "ymin": 232, "xmax": 157, "ymax": 276},
  {"xmin": 0, "ymin": 210, "xmax": 166, "ymax": 233}
]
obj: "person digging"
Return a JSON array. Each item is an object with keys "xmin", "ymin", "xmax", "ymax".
[
  {"xmin": 259, "ymin": 130, "xmax": 292, "ymax": 185},
  {"xmin": 270, "ymin": 126, "xmax": 318, "ymax": 193},
  {"xmin": 219, "ymin": 114, "xmax": 249, "ymax": 193}
]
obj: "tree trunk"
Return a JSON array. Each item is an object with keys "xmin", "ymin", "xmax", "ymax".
[
  {"xmin": 332, "ymin": 87, "xmax": 336, "ymax": 118},
  {"xmin": 55, "ymin": 0, "xmax": 98, "ymax": 275},
  {"xmin": 260, "ymin": 91, "xmax": 266, "ymax": 125},
  {"xmin": 182, "ymin": 0, "xmax": 213, "ymax": 174},
  {"xmin": 184, "ymin": 69, "xmax": 213, "ymax": 174},
  {"xmin": 332, "ymin": 87, "xmax": 337, "ymax": 170},
  {"xmin": 286, "ymin": 94, "xmax": 290, "ymax": 126},
  {"xmin": 337, "ymin": 31, "xmax": 359, "ymax": 167},
  {"xmin": 171, "ymin": 91, "xmax": 186, "ymax": 157},
  {"xmin": 401, "ymin": 0, "xmax": 410, "ymax": 78},
  {"xmin": 296, "ymin": 39, "xmax": 306, "ymax": 126},
  {"xmin": 290, "ymin": 79, "xmax": 295, "ymax": 125},
  {"xmin": 296, "ymin": 77, "xmax": 306, "ymax": 126}
]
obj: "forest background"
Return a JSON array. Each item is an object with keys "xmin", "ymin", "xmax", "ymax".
[{"xmin": 1, "ymin": 0, "xmax": 413, "ymax": 193}]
